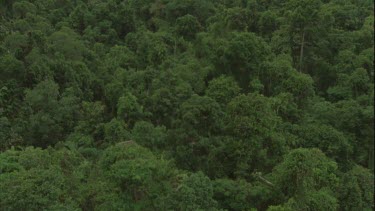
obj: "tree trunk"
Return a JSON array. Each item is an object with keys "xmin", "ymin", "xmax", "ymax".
[
  {"xmin": 299, "ymin": 29, "xmax": 305, "ymax": 72},
  {"xmin": 369, "ymin": 137, "xmax": 374, "ymax": 171},
  {"xmin": 369, "ymin": 148, "xmax": 374, "ymax": 171}
]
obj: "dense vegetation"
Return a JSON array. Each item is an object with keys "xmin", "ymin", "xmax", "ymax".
[{"xmin": 0, "ymin": 0, "xmax": 374, "ymax": 210}]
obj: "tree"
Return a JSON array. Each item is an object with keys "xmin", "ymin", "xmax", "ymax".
[
  {"xmin": 68, "ymin": 3, "xmax": 93, "ymax": 34},
  {"xmin": 0, "ymin": 147, "xmax": 87, "ymax": 210},
  {"xmin": 269, "ymin": 188, "xmax": 338, "ymax": 211},
  {"xmin": 132, "ymin": 121, "xmax": 167, "ymax": 150},
  {"xmin": 48, "ymin": 27, "xmax": 86, "ymax": 61},
  {"xmin": 279, "ymin": 70, "xmax": 314, "ymax": 108},
  {"xmin": 225, "ymin": 93, "xmax": 286, "ymax": 175},
  {"xmin": 75, "ymin": 101, "xmax": 105, "ymax": 136},
  {"xmin": 338, "ymin": 165, "xmax": 374, "ymax": 210},
  {"xmin": 117, "ymin": 92, "xmax": 143, "ymax": 127},
  {"xmin": 148, "ymin": 70, "xmax": 193, "ymax": 126},
  {"xmin": 206, "ymin": 75, "xmax": 241, "ymax": 105},
  {"xmin": 165, "ymin": 0, "xmax": 215, "ymax": 23},
  {"xmin": 292, "ymin": 123, "xmax": 352, "ymax": 166},
  {"xmin": 97, "ymin": 141, "xmax": 176, "ymax": 210},
  {"xmin": 22, "ymin": 81, "xmax": 80, "ymax": 144},
  {"xmin": 125, "ymin": 31, "xmax": 170, "ymax": 68},
  {"xmin": 272, "ymin": 148, "xmax": 339, "ymax": 200},
  {"xmin": 102, "ymin": 45, "xmax": 137, "ymax": 73},
  {"xmin": 165, "ymin": 171, "xmax": 219, "ymax": 210},
  {"xmin": 224, "ymin": 7, "xmax": 252, "ymax": 31},
  {"xmin": 12, "ymin": 1, "xmax": 37, "ymax": 19},
  {"xmin": 328, "ymin": 67, "xmax": 371, "ymax": 100},
  {"xmin": 227, "ymin": 93, "xmax": 280, "ymax": 139},
  {"xmin": 103, "ymin": 118, "xmax": 130, "ymax": 146},
  {"xmin": 284, "ymin": 0, "xmax": 323, "ymax": 72},
  {"xmin": 173, "ymin": 56, "xmax": 210, "ymax": 94},
  {"xmin": 178, "ymin": 94, "xmax": 224, "ymax": 136},
  {"xmin": 0, "ymin": 54, "xmax": 25, "ymax": 83},
  {"xmin": 175, "ymin": 14, "xmax": 202, "ymax": 40},
  {"xmin": 222, "ymin": 32, "xmax": 270, "ymax": 88},
  {"xmin": 213, "ymin": 178, "xmax": 255, "ymax": 210}
]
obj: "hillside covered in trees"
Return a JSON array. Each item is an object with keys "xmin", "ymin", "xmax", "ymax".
[{"xmin": 0, "ymin": 0, "xmax": 374, "ymax": 210}]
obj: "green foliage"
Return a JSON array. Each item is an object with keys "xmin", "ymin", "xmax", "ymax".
[
  {"xmin": 48, "ymin": 27, "xmax": 86, "ymax": 61},
  {"xmin": 0, "ymin": 0, "xmax": 373, "ymax": 210},
  {"xmin": 339, "ymin": 165, "xmax": 374, "ymax": 210},
  {"xmin": 0, "ymin": 54, "xmax": 25, "ymax": 83},
  {"xmin": 103, "ymin": 118, "xmax": 130, "ymax": 146},
  {"xmin": 132, "ymin": 121, "xmax": 167, "ymax": 150},
  {"xmin": 12, "ymin": 1, "xmax": 37, "ymax": 18},
  {"xmin": 0, "ymin": 147, "xmax": 87, "ymax": 210},
  {"xmin": 166, "ymin": 171, "xmax": 218, "ymax": 210},
  {"xmin": 175, "ymin": 14, "xmax": 202, "ymax": 40},
  {"xmin": 117, "ymin": 92, "xmax": 143, "ymax": 126},
  {"xmin": 292, "ymin": 123, "xmax": 353, "ymax": 165},
  {"xmin": 272, "ymin": 148, "xmax": 339, "ymax": 197},
  {"xmin": 179, "ymin": 94, "xmax": 224, "ymax": 135},
  {"xmin": 22, "ymin": 80, "xmax": 79, "ymax": 147},
  {"xmin": 280, "ymin": 71, "xmax": 314, "ymax": 107},
  {"xmin": 97, "ymin": 141, "xmax": 177, "ymax": 210},
  {"xmin": 165, "ymin": 0, "xmax": 215, "ymax": 23},
  {"xmin": 206, "ymin": 75, "xmax": 241, "ymax": 105},
  {"xmin": 273, "ymin": 188, "xmax": 339, "ymax": 211},
  {"xmin": 213, "ymin": 178, "xmax": 255, "ymax": 210},
  {"xmin": 227, "ymin": 93, "xmax": 280, "ymax": 138},
  {"xmin": 223, "ymin": 32, "xmax": 270, "ymax": 87}
]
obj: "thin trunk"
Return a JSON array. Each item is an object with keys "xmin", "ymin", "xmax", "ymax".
[
  {"xmin": 369, "ymin": 136, "xmax": 374, "ymax": 170},
  {"xmin": 299, "ymin": 29, "xmax": 305, "ymax": 72},
  {"xmin": 254, "ymin": 172, "xmax": 274, "ymax": 188},
  {"xmin": 369, "ymin": 147, "xmax": 374, "ymax": 171},
  {"xmin": 174, "ymin": 38, "xmax": 177, "ymax": 56}
]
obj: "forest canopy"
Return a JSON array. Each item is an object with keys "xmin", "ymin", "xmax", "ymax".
[{"xmin": 0, "ymin": 0, "xmax": 374, "ymax": 210}]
